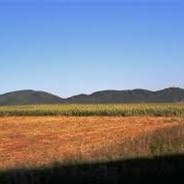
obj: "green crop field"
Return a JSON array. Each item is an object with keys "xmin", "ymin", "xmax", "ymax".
[{"xmin": 0, "ymin": 103, "xmax": 184, "ymax": 117}]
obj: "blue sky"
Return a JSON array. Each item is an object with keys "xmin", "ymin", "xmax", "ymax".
[{"xmin": 0, "ymin": 0, "xmax": 184, "ymax": 97}]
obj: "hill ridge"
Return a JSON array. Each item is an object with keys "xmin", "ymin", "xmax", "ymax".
[{"xmin": 0, "ymin": 87, "xmax": 184, "ymax": 105}]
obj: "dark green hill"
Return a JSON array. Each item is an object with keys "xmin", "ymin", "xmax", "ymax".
[
  {"xmin": 65, "ymin": 87, "xmax": 184, "ymax": 104},
  {"xmin": 0, "ymin": 87, "xmax": 184, "ymax": 105},
  {"xmin": 0, "ymin": 90, "xmax": 63, "ymax": 105}
]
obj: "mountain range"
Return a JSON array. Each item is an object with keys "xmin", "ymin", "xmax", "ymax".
[{"xmin": 0, "ymin": 87, "xmax": 184, "ymax": 105}]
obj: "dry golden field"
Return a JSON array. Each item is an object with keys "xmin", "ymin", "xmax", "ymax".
[{"xmin": 0, "ymin": 116, "xmax": 183, "ymax": 170}]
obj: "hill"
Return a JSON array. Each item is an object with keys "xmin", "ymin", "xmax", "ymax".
[
  {"xmin": 0, "ymin": 87, "xmax": 184, "ymax": 105},
  {"xmin": 0, "ymin": 90, "xmax": 63, "ymax": 105},
  {"xmin": 65, "ymin": 87, "xmax": 184, "ymax": 104}
]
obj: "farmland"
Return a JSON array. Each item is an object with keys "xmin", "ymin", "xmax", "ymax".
[
  {"xmin": 0, "ymin": 103, "xmax": 184, "ymax": 117},
  {"xmin": 0, "ymin": 116, "xmax": 184, "ymax": 170},
  {"xmin": 0, "ymin": 104, "xmax": 184, "ymax": 183}
]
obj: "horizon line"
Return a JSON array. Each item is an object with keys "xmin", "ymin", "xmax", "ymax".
[{"xmin": 1, "ymin": 86, "xmax": 183, "ymax": 99}]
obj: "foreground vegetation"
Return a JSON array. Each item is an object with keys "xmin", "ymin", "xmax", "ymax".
[
  {"xmin": 0, "ymin": 103, "xmax": 184, "ymax": 117},
  {"xmin": 1, "ymin": 116, "xmax": 181, "ymax": 170},
  {"xmin": 0, "ymin": 122, "xmax": 184, "ymax": 184},
  {"xmin": 0, "ymin": 104, "xmax": 184, "ymax": 183}
]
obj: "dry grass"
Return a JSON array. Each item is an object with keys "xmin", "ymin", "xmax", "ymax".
[{"xmin": 0, "ymin": 116, "xmax": 183, "ymax": 170}]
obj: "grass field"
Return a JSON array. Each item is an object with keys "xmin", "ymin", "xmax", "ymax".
[
  {"xmin": 0, "ymin": 116, "xmax": 183, "ymax": 170},
  {"xmin": 0, "ymin": 103, "xmax": 184, "ymax": 117},
  {"xmin": 0, "ymin": 104, "xmax": 184, "ymax": 183}
]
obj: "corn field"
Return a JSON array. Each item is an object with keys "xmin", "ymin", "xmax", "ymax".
[{"xmin": 0, "ymin": 104, "xmax": 184, "ymax": 117}]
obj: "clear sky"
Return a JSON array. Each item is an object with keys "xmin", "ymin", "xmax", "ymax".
[{"xmin": 0, "ymin": 0, "xmax": 184, "ymax": 97}]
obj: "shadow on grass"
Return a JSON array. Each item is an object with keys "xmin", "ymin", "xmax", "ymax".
[{"xmin": 1, "ymin": 154, "xmax": 184, "ymax": 184}]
